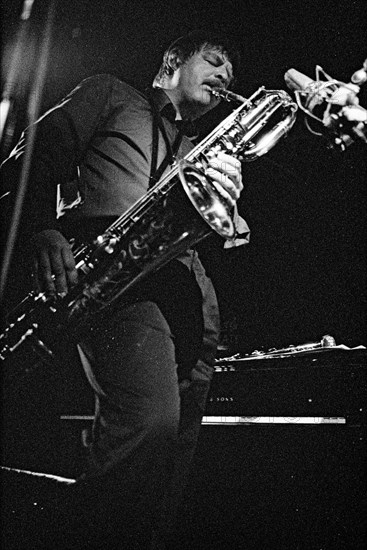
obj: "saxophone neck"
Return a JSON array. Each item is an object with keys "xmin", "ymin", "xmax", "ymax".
[{"xmin": 210, "ymin": 87, "xmax": 249, "ymax": 104}]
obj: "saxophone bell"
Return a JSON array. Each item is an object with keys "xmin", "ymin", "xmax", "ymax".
[
  {"xmin": 177, "ymin": 87, "xmax": 298, "ymax": 238},
  {"xmin": 178, "ymin": 159, "xmax": 236, "ymax": 239}
]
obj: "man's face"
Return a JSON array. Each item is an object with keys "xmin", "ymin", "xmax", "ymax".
[{"xmin": 174, "ymin": 46, "xmax": 234, "ymax": 116}]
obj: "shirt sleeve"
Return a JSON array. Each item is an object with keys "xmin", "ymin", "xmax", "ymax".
[
  {"xmin": 2, "ymin": 74, "xmax": 121, "ymax": 235},
  {"xmin": 223, "ymin": 205, "xmax": 250, "ymax": 249}
]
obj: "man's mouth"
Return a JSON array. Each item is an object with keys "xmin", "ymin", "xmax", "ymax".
[
  {"xmin": 204, "ymin": 81, "xmax": 225, "ymax": 90},
  {"xmin": 202, "ymin": 84, "xmax": 223, "ymax": 102}
]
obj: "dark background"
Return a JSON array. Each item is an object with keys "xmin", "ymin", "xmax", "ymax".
[
  {"xmin": 1, "ymin": 0, "xmax": 366, "ymax": 352},
  {"xmin": 1, "ymin": 3, "xmax": 366, "ymax": 548}
]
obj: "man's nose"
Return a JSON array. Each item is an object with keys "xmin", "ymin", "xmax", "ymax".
[{"xmin": 214, "ymin": 67, "xmax": 230, "ymax": 87}]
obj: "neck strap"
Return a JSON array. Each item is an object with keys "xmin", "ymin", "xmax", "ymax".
[{"xmin": 148, "ymin": 97, "xmax": 183, "ymax": 188}]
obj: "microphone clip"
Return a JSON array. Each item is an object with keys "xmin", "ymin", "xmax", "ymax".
[{"xmin": 293, "ymin": 63, "xmax": 367, "ymax": 151}]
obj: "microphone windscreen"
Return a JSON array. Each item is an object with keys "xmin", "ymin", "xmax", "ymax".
[{"xmin": 284, "ymin": 68, "xmax": 314, "ymax": 92}]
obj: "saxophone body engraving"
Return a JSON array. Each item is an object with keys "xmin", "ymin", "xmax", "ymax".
[{"xmin": 0, "ymin": 87, "xmax": 297, "ymax": 367}]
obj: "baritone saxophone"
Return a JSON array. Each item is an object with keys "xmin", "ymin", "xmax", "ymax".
[{"xmin": 0, "ymin": 86, "xmax": 298, "ymax": 369}]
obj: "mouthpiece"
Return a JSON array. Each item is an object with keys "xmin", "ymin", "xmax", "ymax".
[{"xmin": 211, "ymin": 88, "xmax": 248, "ymax": 104}]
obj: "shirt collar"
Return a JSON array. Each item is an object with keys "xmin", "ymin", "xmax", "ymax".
[
  {"xmin": 148, "ymin": 88, "xmax": 198, "ymax": 138},
  {"xmin": 149, "ymin": 88, "xmax": 174, "ymax": 117}
]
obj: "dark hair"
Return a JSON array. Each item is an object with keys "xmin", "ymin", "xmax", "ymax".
[{"xmin": 154, "ymin": 29, "xmax": 240, "ymax": 87}]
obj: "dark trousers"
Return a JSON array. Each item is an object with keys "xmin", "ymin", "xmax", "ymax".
[{"xmin": 66, "ymin": 257, "xmax": 220, "ymax": 549}]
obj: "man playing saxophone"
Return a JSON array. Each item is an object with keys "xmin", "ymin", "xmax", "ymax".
[{"xmin": 2, "ymin": 30, "xmax": 249, "ymax": 548}]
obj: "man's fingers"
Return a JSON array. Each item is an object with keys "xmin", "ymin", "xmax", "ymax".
[
  {"xmin": 36, "ymin": 250, "xmax": 57, "ymax": 294},
  {"xmin": 32, "ymin": 260, "xmax": 42, "ymax": 294},
  {"xmin": 205, "ymin": 167, "xmax": 239, "ymax": 204},
  {"xmin": 30, "ymin": 230, "xmax": 77, "ymax": 296},
  {"xmin": 50, "ymin": 251, "xmax": 69, "ymax": 295},
  {"xmin": 62, "ymin": 246, "xmax": 78, "ymax": 287},
  {"xmin": 205, "ymin": 168, "xmax": 236, "ymax": 206},
  {"xmin": 207, "ymin": 153, "xmax": 243, "ymax": 194}
]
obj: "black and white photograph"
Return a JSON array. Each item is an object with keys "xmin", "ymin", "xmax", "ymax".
[{"xmin": 1, "ymin": 1, "xmax": 366, "ymax": 548}]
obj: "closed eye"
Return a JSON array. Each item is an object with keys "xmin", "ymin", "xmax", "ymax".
[
  {"xmin": 204, "ymin": 55, "xmax": 234, "ymax": 85},
  {"xmin": 205, "ymin": 55, "xmax": 219, "ymax": 65},
  {"xmin": 204, "ymin": 54, "xmax": 224, "ymax": 67}
]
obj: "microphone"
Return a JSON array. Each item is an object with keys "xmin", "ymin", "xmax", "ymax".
[
  {"xmin": 285, "ymin": 68, "xmax": 360, "ymax": 109},
  {"xmin": 284, "ymin": 65, "xmax": 367, "ymax": 150},
  {"xmin": 284, "ymin": 69, "xmax": 324, "ymax": 113},
  {"xmin": 284, "ymin": 69, "xmax": 317, "ymax": 95}
]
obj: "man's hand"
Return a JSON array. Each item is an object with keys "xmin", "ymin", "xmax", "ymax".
[
  {"xmin": 30, "ymin": 230, "xmax": 78, "ymax": 296},
  {"xmin": 205, "ymin": 151, "xmax": 243, "ymax": 207}
]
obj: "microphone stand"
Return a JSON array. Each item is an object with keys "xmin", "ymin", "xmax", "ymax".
[
  {"xmin": 0, "ymin": 0, "xmax": 57, "ymax": 303},
  {"xmin": 1, "ymin": 0, "xmax": 35, "ymax": 154}
]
